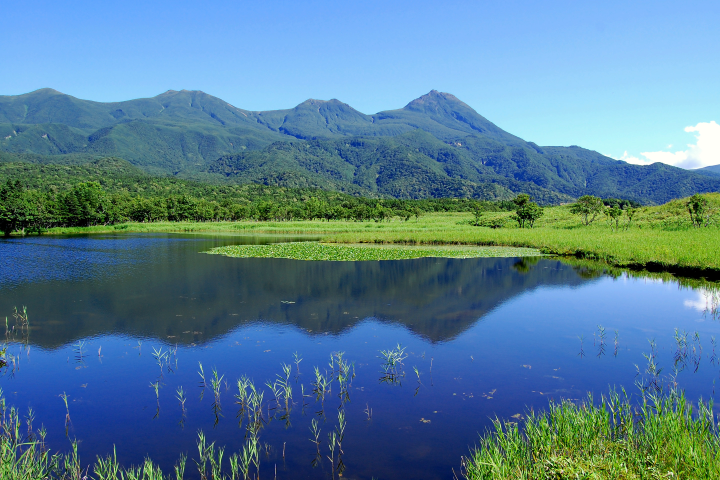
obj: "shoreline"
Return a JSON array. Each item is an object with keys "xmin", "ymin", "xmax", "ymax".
[{"xmin": 4, "ymin": 212, "xmax": 719, "ymax": 280}]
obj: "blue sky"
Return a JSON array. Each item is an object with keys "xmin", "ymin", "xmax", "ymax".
[{"xmin": 2, "ymin": 0, "xmax": 718, "ymax": 167}]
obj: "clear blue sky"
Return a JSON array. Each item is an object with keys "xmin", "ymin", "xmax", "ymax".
[{"xmin": 2, "ymin": 0, "xmax": 718, "ymax": 166}]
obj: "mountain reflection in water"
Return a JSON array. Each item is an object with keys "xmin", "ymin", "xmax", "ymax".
[{"xmin": 1, "ymin": 234, "xmax": 597, "ymax": 348}]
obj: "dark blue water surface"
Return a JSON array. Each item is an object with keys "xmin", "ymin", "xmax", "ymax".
[{"xmin": 1, "ymin": 233, "xmax": 719, "ymax": 479}]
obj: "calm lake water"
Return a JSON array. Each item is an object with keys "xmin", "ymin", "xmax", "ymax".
[{"xmin": 1, "ymin": 233, "xmax": 719, "ymax": 479}]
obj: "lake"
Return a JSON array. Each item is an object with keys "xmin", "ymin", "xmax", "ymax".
[{"xmin": 1, "ymin": 233, "xmax": 719, "ymax": 479}]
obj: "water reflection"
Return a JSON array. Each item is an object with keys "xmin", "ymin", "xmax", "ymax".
[
  {"xmin": 1, "ymin": 234, "xmax": 720, "ymax": 479},
  {"xmin": 2, "ymin": 234, "xmax": 597, "ymax": 347}
]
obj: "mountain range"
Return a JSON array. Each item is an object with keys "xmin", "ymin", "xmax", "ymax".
[{"xmin": 1, "ymin": 88, "xmax": 719, "ymax": 204}]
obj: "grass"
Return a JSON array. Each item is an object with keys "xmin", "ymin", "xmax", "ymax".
[
  {"xmin": 206, "ymin": 242, "xmax": 541, "ymax": 261},
  {"xmin": 3, "ymin": 388, "xmax": 718, "ymax": 479},
  {"xmin": 34, "ymin": 192, "xmax": 720, "ymax": 274},
  {"xmin": 462, "ymin": 390, "xmax": 720, "ymax": 479}
]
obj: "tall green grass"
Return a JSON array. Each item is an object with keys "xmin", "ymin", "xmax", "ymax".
[{"xmin": 463, "ymin": 390, "xmax": 720, "ymax": 479}]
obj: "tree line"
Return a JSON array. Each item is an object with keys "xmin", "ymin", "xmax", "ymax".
[{"xmin": 0, "ymin": 179, "xmax": 518, "ymax": 236}]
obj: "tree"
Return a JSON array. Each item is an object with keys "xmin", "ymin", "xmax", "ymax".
[
  {"xmin": 624, "ymin": 207, "xmax": 637, "ymax": 230},
  {"xmin": 511, "ymin": 194, "xmax": 543, "ymax": 228},
  {"xmin": 686, "ymin": 194, "xmax": 711, "ymax": 227},
  {"xmin": 0, "ymin": 180, "xmax": 46, "ymax": 236},
  {"xmin": 606, "ymin": 205, "xmax": 623, "ymax": 231},
  {"xmin": 470, "ymin": 202, "xmax": 485, "ymax": 226},
  {"xmin": 570, "ymin": 195, "xmax": 604, "ymax": 226},
  {"xmin": 61, "ymin": 182, "xmax": 109, "ymax": 226},
  {"xmin": 412, "ymin": 206, "xmax": 423, "ymax": 222}
]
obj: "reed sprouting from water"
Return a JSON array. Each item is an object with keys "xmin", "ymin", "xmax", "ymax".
[
  {"xmin": 150, "ymin": 381, "xmax": 161, "ymax": 419},
  {"xmin": 461, "ymin": 389, "xmax": 720, "ymax": 479},
  {"xmin": 58, "ymin": 392, "xmax": 71, "ymax": 436},
  {"xmin": 152, "ymin": 347, "xmax": 171, "ymax": 376},
  {"xmin": 613, "ymin": 329, "xmax": 619, "ymax": 357},
  {"xmin": 293, "ymin": 351, "xmax": 303, "ymax": 376},
  {"xmin": 379, "ymin": 344, "xmax": 407, "ymax": 385},
  {"xmin": 208, "ymin": 368, "xmax": 225, "ymax": 426},
  {"xmin": 311, "ymin": 367, "xmax": 330, "ymax": 404},
  {"xmin": 596, "ymin": 324, "xmax": 606, "ymax": 358},
  {"xmin": 4, "ymin": 307, "xmax": 30, "ymax": 346},
  {"xmin": 72, "ymin": 341, "xmax": 85, "ymax": 363}
]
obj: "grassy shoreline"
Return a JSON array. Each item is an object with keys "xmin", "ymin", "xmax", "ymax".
[
  {"xmin": 28, "ymin": 202, "xmax": 720, "ymax": 277},
  {"xmin": 463, "ymin": 390, "xmax": 720, "ymax": 479}
]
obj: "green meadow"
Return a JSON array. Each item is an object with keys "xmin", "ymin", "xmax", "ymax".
[{"xmin": 45, "ymin": 193, "xmax": 720, "ymax": 273}]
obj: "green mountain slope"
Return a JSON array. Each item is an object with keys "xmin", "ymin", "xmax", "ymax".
[
  {"xmin": 697, "ymin": 164, "xmax": 720, "ymax": 177},
  {"xmin": 1, "ymin": 88, "xmax": 719, "ymax": 204}
]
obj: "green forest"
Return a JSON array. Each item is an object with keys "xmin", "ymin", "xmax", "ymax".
[{"xmin": 0, "ymin": 158, "xmax": 521, "ymax": 235}]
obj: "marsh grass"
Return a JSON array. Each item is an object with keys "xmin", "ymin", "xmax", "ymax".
[{"xmin": 462, "ymin": 390, "xmax": 720, "ymax": 480}]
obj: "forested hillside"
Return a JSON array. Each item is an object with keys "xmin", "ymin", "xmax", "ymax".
[
  {"xmin": 0, "ymin": 158, "xmax": 514, "ymax": 235},
  {"xmin": 1, "ymin": 88, "xmax": 719, "ymax": 204}
]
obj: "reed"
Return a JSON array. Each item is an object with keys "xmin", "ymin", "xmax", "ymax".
[
  {"xmin": 596, "ymin": 325, "xmax": 606, "ymax": 358},
  {"xmin": 364, "ymin": 403, "xmax": 372, "ymax": 421},
  {"xmin": 152, "ymin": 347, "xmax": 171, "ymax": 376},
  {"xmin": 461, "ymin": 389, "xmax": 720, "ymax": 479},
  {"xmin": 197, "ymin": 362, "xmax": 207, "ymax": 402},
  {"xmin": 613, "ymin": 329, "xmax": 619, "ymax": 357},
  {"xmin": 72, "ymin": 341, "xmax": 85, "ymax": 363},
  {"xmin": 379, "ymin": 344, "xmax": 407, "ymax": 385},
  {"xmin": 176, "ymin": 387, "xmax": 186, "ymax": 413},
  {"xmin": 150, "ymin": 381, "xmax": 160, "ymax": 419},
  {"xmin": 0, "ymin": 389, "xmax": 266, "ymax": 480},
  {"xmin": 293, "ymin": 352, "xmax": 303, "ymax": 375},
  {"xmin": 210, "ymin": 368, "xmax": 224, "ymax": 401}
]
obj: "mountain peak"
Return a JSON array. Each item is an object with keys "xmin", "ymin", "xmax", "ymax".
[
  {"xmin": 20, "ymin": 88, "xmax": 64, "ymax": 97},
  {"xmin": 404, "ymin": 90, "xmax": 470, "ymax": 110},
  {"xmin": 297, "ymin": 98, "xmax": 347, "ymax": 107}
]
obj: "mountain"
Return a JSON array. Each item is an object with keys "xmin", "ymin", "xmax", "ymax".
[
  {"xmin": 1, "ymin": 88, "xmax": 719, "ymax": 204},
  {"xmin": 696, "ymin": 164, "xmax": 720, "ymax": 177}
]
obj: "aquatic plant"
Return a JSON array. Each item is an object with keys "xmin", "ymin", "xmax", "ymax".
[
  {"xmin": 58, "ymin": 392, "xmax": 71, "ymax": 436},
  {"xmin": 208, "ymin": 242, "xmax": 541, "ymax": 262},
  {"xmin": 293, "ymin": 351, "xmax": 303, "ymax": 375},
  {"xmin": 176, "ymin": 387, "xmax": 186, "ymax": 413},
  {"xmin": 197, "ymin": 362, "xmax": 206, "ymax": 390},
  {"xmin": 312, "ymin": 367, "xmax": 330, "ymax": 403},
  {"xmin": 379, "ymin": 344, "xmax": 407, "ymax": 384},
  {"xmin": 72, "ymin": 341, "xmax": 85, "ymax": 363},
  {"xmin": 152, "ymin": 347, "xmax": 171, "ymax": 376},
  {"xmin": 613, "ymin": 329, "xmax": 619, "ymax": 357},
  {"xmin": 596, "ymin": 325, "xmax": 606, "ymax": 358},
  {"xmin": 210, "ymin": 368, "xmax": 224, "ymax": 401},
  {"xmin": 635, "ymin": 338, "xmax": 663, "ymax": 394},
  {"xmin": 364, "ymin": 403, "xmax": 372, "ymax": 421}
]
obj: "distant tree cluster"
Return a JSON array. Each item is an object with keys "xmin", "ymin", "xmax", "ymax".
[{"xmin": 570, "ymin": 195, "xmax": 638, "ymax": 230}]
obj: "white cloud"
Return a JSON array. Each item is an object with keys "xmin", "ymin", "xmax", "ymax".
[
  {"xmin": 684, "ymin": 288, "xmax": 719, "ymax": 317},
  {"xmin": 617, "ymin": 121, "xmax": 720, "ymax": 169}
]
